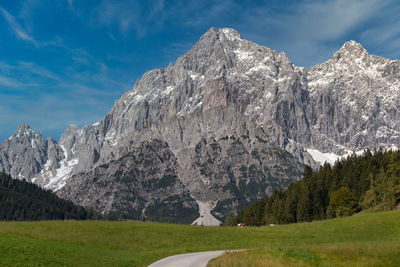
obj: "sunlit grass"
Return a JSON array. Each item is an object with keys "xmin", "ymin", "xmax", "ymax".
[
  {"xmin": 0, "ymin": 210, "xmax": 399, "ymax": 266},
  {"xmin": 209, "ymin": 210, "xmax": 400, "ymax": 266}
]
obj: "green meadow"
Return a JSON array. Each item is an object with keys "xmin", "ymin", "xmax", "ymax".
[{"xmin": 1, "ymin": 210, "xmax": 399, "ymax": 266}]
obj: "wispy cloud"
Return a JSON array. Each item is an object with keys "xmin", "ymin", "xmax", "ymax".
[
  {"xmin": 0, "ymin": 89, "xmax": 112, "ymax": 141},
  {"xmin": 181, "ymin": 0, "xmax": 238, "ymax": 26},
  {"xmin": 0, "ymin": 7, "xmax": 38, "ymax": 46},
  {"xmin": 148, "ymin": 0, "xmax": 165, "ymax": 21},
  {"xmin": 358, "ymin": 3, "xmax": 400, "ymax": 58},
  {"xmin": 233, "ymin": 0, "xmax": 397, "ymax": 66},
  {"xmin": 94, "ymin": 0, "xmax": 143, "ymax": 35},
  {"xmin": 64, "ymin": 0, "xmax": 400, "ymax": 63},
  {"xmin": 0, "ymin": 61, "xmax": 60, "ymax": 85},
  {"xmin": 0, "ymin": 75, "xmax": 39, "ymax": 88},
  {"xmin": 274, "ymin": 0, "xmax": 383, "ymax": 41},
  {"xmin": 17, "ymin": 61, "xmax": 62, "ymax": 81},
  {"xmin": 0, "ymin": 6, "xmax": 64, "ymax": 48},
  {"xmin": 70, "ymin": 0, "xmax": 173, "ymax": 37},
  {"xmin": 2, "ymin": 0, "xmax": 399, "ymax": 142}
]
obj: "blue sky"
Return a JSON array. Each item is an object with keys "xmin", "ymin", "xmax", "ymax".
[{"xmin": 1, "ymin": 0, "xmax": 399, "ymax": 142}]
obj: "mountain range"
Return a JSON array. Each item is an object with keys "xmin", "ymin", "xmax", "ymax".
[{"xmin": 1, "ymin": 28, "xmax": 399, "ymax": 224}]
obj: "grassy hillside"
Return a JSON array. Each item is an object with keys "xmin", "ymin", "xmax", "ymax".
[{"xmin": 1, "ymin": 210, "xmax": 399, "ymax": 266}]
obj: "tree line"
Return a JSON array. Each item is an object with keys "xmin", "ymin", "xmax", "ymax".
[
  {"xmin": 0, "ymin": 172, "xmax": 101, "ymax": 221},
  {"xmin": 224, "ymin": 148, "xmax": 400, "ymax": 226}
]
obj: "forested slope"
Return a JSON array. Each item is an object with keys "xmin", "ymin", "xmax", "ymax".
[
  {"xmin": 0, "ymin": 172, "xmax": 100, "ymax": 221},
  {"xmin": 225, "ymin": 148, "xmax": 400, "ymax": 226}
]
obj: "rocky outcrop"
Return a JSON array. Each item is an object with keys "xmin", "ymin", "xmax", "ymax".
[{"xmin": 58, "ymin": 139, "xmax": 199, "ymax": 223}]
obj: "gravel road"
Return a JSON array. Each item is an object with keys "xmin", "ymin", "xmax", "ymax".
[{"xmin": 147, "ymin": 250, "xmax": 226, "ymax": 267}]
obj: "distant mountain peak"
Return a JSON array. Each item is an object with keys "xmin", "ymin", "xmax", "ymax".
[
  {"xmin": 18, "ymin": 123, "xmax": 31, "ymax": 131},
  {"xmin": 199, "ymin": 27, "xmax": 242, "ymax": 43},
  {"xmin": 14, "ymin": 123, "xmax": 34, "ymax": 138},
  {"xmin": 341, "ymin": 40, "xmax": 364, "ymax": 49},
  {"xmin": 219, "ymin": 27, "xmax": 241, "ymax": 39},
  {"xmin": 335, "ymin": 40, "xmax": 367, "ymax": 58}
]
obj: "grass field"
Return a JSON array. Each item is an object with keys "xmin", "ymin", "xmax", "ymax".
[{"xmin": 0, "ymin": 210, "xmax": 399, "ymax": 266}]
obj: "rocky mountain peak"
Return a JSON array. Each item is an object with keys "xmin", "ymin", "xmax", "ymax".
[
  {"xmin": 340, "ymin": 40, "xmax": 365, "ymax": 53},
  {"xmin": 218, "ymin": 27, "xmax": 242, "ymax": 41},
  {"xmin": 59, "ymin": 124, "xmax": 79, "ymax": 143},
  {"xmin": 309, "ymin": 40, "xmax": 388, "ymax": 81},
  {"xmin": 7, "ymin": 124, "xmax": 46, "ymax": 148},
  {"xmin": 18, "ymin": 123, "xmax": 31, "ymax": 130},
  {"xmin": 0, "ymin": 124, "xmax": 48, "ymax": 180},
  {"xmin": 200, "ymin": 27, "xmax": 242, "ymax": 42},
  {"xmin": 179, "ymin": 27, "xmax": 244, "ymax": 68},
  {"xmin": 331, "ymin": 40, "xmax": 368, "ymax": 63},
  {"xmin": 15, "ymin": 123, "xmax": 33, "ymax": 137}
]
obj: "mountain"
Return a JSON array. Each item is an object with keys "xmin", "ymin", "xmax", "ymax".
[
  {"xmin": 0, "ymin": 171, "xmax": 100, "ymax": 221},
  {"xmin": 1, "ymin": 28, "xmax": 399, "ymax": 224},
  {"xmin": 0, "ymin": 124, "xmax": 65, "ymax": 185}
]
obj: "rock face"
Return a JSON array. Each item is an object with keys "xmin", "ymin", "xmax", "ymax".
[
  {"xmin": 186, "ymin": 135, "xmax": 304, "ymax": 220},
  {"xmin": 1, "ymin": 27, "xmax": 399, "ymax": 223},
  {"xmin": 307, "ymin": 41, "xmax": 400, "ymax": 153},
  {"xmin": 58, "ymin": 139, "xmax": 199, "ymax": 223}
]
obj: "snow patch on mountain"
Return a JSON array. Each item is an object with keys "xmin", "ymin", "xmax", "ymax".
[
  {"xmin": 42, "ymin": 145, "xmax": 79, "ymax": 191},
  {"xmin": 306, "ymin": 148, "xmax": 368, "ymax": 165},
  {"xmin": 307, "ymin": 145, "xmax": 399, "ymax": 166},
  {"xmin": 306, "ymin": 149, "xmax": 343, "ymax": 165},
  {"xmin": 234, "ymin": 49, "xmax": 253, "ymax": 61},
  {"xmin": 221, "ymin": 28, "xmax": 240, "ymax": 41},
  {"xmin": 162, "ymin": 85, "xmax": 175, "ymax": 96}
]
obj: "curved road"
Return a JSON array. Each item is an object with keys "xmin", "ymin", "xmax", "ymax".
[{"xmin": 148, "ymin": 250, "xmax": 226, "ymax": 267}]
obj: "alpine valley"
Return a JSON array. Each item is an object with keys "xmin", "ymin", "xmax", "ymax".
[{"xmin": 1, "ymin": 28, "xmax": 399, "ymax": 225}]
